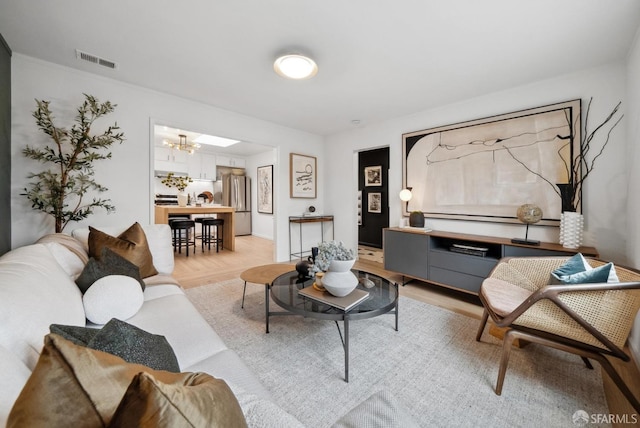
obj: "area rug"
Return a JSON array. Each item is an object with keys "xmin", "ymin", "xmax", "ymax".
[
  {"xmin": 185, "ymin": 279, "xmax": 611, "ymax": 428},
  {"xmin": 357, "ymin": 246, "xmax": 384, "ymax": 264}
]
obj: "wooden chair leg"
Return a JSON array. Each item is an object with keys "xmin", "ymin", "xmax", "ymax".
[
  {"xmin": 593, "ymin": 354, "xmax": 640, "ymax": 413},
  {"xmin": 495, "ymin": 328, "xmax": 517, "ymax": 395},
  {"xmin": 476, "ymin": 309, "xmax": 489, "ymax": 342},
  {"xmin": 581, "ymin": 357, "xmax": 594, "ymax": 370}
]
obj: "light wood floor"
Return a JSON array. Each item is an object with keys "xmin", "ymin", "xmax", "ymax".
[
  {"xmin": 174, "ymin": 235, "xmax": 484, "ymax": 319},
  {"xmin": 173, "ymin": 235, "xmax": 639, "ymax": 422}
]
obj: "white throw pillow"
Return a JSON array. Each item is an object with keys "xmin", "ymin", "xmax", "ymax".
[{"xmin": 83, "ymin": 275, "xmax": 144, "ymax": 325}]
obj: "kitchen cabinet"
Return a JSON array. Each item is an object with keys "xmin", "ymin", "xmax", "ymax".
[
  {"xmin": 215, "ymin": 155, "xmax": 245, "ymax": 168},
  {"xmin": 187, "ymin": 153, "xmax": 217, "ymax": 180},
  {"xmin": 154, "ymin": 146, "xmax": 188, "ymax": 173}
]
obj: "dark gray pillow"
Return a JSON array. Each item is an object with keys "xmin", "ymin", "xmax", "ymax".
[
  {"xmin": 50, "ymin": 318, "xmax": 180, "ymax": 373},
  {"xmin": 75, "ymin": 247, "xmax": 145, "ymax": 294},
  {"xmin": 49, "ymin": 323, "xmax": 99, "ymax": 345}
]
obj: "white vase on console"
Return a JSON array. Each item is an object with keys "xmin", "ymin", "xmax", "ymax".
[
  {"xmin": 322, "ymin": 259, "xmax": 358, "ymax": 297},
  {"xmin": 177, "ymin": 192, "xmax": 188, "ymax": 207},
  {"xmin": 559, "ymin": 211, "xmax": 583, "ymax": 249}
]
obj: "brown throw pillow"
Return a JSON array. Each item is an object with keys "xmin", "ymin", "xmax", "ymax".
[
  {"xmin": 109, "ymin": 372, "xmax": 247, "ymax": 428},
  {"xmin": 7, "ymin": 334, "xmax": 247, "ymax": 428},
  {"xmin": 88, "ymin": 223, "xmax": 158, "ymax": 278}
]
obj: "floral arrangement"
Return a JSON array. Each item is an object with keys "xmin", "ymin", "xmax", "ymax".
[
  {"xmin": 311, "ymin": 240, "xmax": 355, "ymax": 273},
  {"xmin": 161, "ymin": 172, "xmax": 193, "ymax": 192}
]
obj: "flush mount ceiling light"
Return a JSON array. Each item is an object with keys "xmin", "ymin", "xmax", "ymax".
[{"xmin": 273, "ymin": 54, "xmax": 318, "ymax": 79}]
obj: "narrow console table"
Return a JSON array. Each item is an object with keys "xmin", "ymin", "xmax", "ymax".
[
  {"xmin": 383, "ymin": 228, "xmax": 598, "ymax": 295},
  {"xmin": 289, "ymin": 215, "xmax": 334, "ymax": 260}
]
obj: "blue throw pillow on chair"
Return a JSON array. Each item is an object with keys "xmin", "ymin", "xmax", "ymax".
[{"xmin": 551, "ymin": 253, "xmax": 618, "ymax": 284}]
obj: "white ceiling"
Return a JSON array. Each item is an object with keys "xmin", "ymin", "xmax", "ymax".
[{"xmin": 1, "ymin": 1, "xmax": 639, "ymax": 137}]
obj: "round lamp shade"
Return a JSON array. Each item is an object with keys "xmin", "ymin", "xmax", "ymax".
[{"xmin": 399, "ymin": 189, "xmax": 413, "ymax": 202}]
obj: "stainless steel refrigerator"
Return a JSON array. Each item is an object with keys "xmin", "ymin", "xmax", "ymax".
[{"xmin": 221, "ymin": 174, "xmax": 251, "ymax": 236}]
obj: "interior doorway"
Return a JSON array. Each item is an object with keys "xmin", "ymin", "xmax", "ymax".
[{"xmin": 358, "ymin": 147, "xmax": 389, "ymax": 248}]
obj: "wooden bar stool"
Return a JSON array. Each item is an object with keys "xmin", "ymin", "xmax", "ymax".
[{"xmin": 170, "ymin": 219, "xmax": 196, "ymax": 256}]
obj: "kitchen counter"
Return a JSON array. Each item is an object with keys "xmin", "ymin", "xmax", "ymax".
[{"xmin": 154, "ymin": 205, "xmax": 235, "ymax": 251}]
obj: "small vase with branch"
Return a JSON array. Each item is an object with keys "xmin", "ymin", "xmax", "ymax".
[
  {"xmin": 558, "ymin": 98, "xmax": 622, "ymax": 248},
  {"xmin": 504, "ymin": 98, "xmax": 622, "ymax": 248}
]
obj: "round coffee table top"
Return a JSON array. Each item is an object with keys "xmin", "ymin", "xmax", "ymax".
[
  {"xmin": 240, "ymin": 263, "xmax": 296, "ymax": 285},
  {"xmin": 271, "ymin": 269, "xmax": 398, "ymax": 320}
]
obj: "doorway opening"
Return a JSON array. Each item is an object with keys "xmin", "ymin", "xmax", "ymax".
[{"xmin": 357, "ymin": 147, "xmax": 389, "ymax": 249}]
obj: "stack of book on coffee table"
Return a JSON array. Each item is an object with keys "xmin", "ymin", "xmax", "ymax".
[{"xmin": 298, "ymin": 286, "xmax": 369, "ymax": 311}]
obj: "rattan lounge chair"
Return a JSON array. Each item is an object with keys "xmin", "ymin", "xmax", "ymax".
[{"xmin": 476, "ymin": 256, "xmax": 640, "ymax": 412}]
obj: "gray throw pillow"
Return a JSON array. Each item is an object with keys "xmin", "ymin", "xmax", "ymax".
[
  {"xmin": 49, "ymin": 323, "xmax": 99, "ymax": 346},
  {"xmin": 75, "ymin": 247, "xmax": 145, "ymax": 294},
  {"xmin": 50, "ymin": 318, "xmax": 180, "ymax": 373}
]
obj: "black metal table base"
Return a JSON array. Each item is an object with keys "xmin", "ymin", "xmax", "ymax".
[{"xmin": 265, "ymin": 282, "xmax": 399, "ymax": 382}]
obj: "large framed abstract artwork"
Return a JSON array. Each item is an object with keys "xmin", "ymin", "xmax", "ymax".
[{"xmin": 402, "ymin": 99, "xmax": 581, "ymax": 225}]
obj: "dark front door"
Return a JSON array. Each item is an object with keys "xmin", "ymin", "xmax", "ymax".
[{"xmin": 358, "ymin": 147, "xmax": 389, "ymax": 248}]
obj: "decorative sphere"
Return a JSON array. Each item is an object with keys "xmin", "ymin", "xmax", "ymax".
[{"xmin": 516, "ymin": 204, "xmax": 543, "ymax": 225}]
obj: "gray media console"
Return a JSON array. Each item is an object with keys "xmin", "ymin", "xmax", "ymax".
[{"xmin": 383, "ymin": 228, "xmax": 598, "ymax": 295}]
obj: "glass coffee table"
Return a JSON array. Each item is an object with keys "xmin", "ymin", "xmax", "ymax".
[{"xmin": 267, "ymin": 269, "xmax": 399, "ymax": 382}]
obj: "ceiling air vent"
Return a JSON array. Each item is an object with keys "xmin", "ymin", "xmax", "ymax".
[{"xmin": 75, "ymin": 49, "xmax": 118, "ymax": 70}]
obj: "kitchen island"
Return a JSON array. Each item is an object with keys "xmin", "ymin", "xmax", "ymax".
[{"xmin": 154, "ymin": 205, "xmax": 236, "ymax": 251}]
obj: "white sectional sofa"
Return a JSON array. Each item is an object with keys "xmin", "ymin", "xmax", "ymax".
[{"xmin": 0, "ymin": 224, "xmax": 301, "ymax": 427}]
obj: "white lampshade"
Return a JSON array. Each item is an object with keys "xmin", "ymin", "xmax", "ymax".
[
  {"xmin": 399, "ymin": 188, "xmax": 413, "ymax": 202},
  {"xmin": 274, "ymin": 54, "xmax": 318, "ymax": 80}
]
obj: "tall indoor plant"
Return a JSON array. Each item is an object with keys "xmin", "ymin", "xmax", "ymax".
[{"xmin": 22, "ymin": 94, "xmax": 125, "ymax": 233}]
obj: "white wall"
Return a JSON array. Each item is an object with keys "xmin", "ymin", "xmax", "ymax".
[
  {"xmin": 625, "ymin": 27, "xmax": 640, "ymax": 363},
  {"xmin": 11, "ymin": 54, "xmax": 324, "ymax": 261},
  {"xmin": 246, "ymin": 149, "xmax": 277, "ymax": 241},
  {"xmin": 325, "ymin": 63, "xmax": 628, "ymax": 264}
]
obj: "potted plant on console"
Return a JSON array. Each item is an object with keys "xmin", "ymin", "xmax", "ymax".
[
  {"xmin": 161, "ymin": 172, "xmax": 193, "ymax": 207},
  {"xmin": 312, "ymin": 240, "xmax": 357, "ymax": 297}
]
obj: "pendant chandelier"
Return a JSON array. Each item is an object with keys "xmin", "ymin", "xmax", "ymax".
[{"xmin": 163, "ymin": 134, "xmax": 200, "ymax": 154}]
